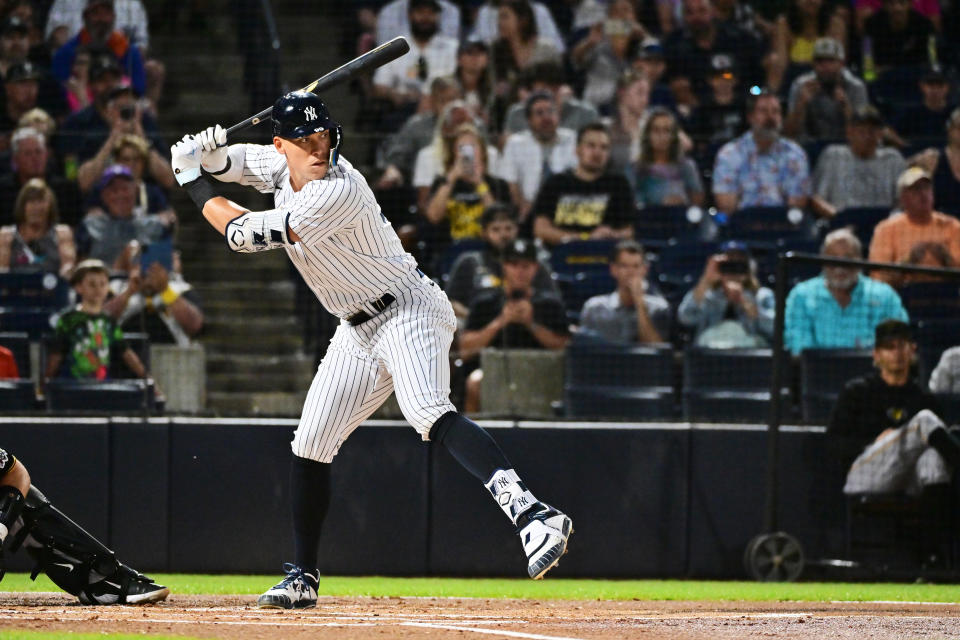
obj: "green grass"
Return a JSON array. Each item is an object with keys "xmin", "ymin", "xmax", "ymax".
[{"xmin": 3, "ymin": 573, "xmax": 960, "ymax": 602}]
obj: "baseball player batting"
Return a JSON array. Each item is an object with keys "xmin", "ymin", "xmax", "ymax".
[{"xmin": 170, "ymin": 90, "xmax": 573, "ymax": 609}]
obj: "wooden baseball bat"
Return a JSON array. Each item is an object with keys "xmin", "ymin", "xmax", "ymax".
[{"xmin": 224, "ymin": 36, "xmax": 410, "ymax": 138}]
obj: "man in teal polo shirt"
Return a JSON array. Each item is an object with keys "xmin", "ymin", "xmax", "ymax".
[{"xmin": 785, "ymin": 228, "xmax": 908, "ymax": 355}]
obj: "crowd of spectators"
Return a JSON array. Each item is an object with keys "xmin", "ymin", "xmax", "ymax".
[
  {"xmin": 0, "ymin": 0, "xmax": 201, "ymax": 395},
  {"xmin": 347, "ymin": 0, "xmax": 960, "ymax": 412}
]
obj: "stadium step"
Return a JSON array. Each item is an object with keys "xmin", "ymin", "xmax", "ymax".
[
  {"xmin": 206, "ymin": 352, "xmax": 314, "ymax": 376},
  {"xmin": 207, "ymin": 370, "xmax": 308, "ymax": 393},
  {"xmin": 206, "ymin": 390, "xmax": 308, "ymax": 417}
]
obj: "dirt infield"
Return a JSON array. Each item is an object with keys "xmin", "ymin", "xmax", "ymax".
[{"xmin": 1, "ymin": 593, "xmax": 959, "ymax": 639}]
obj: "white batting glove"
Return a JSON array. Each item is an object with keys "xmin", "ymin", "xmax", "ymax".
[
  {"xmin": 171, "ymin": 135, "xmax": 202, "ymax": 186},
  {"xmin": 196, "ymin": 124, "xmax": 229, "ymax": 173}
]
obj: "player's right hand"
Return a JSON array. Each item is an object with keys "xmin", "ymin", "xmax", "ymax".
[
  {"xmin": 171, "ymin": 135, "xmax": 202, "ymax": 186},
  {"xmin": 196, "ymin": 125, "xmax": 229, "ymax": 173}
]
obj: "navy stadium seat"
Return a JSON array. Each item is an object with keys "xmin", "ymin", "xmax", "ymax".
[
  {"xmin": 0, "ymin": 272, "xmax": 69, "ymax": 309},
  {"xmin": 682, "ymin": 347, "xmax": 788, "ymax": 423},
  {"xmin": 554, "ymin": 271, "xmax": 616, "ymax": 323},
  {"xmin": 0, "ymin": 379, "xmax": 36, "ymax": 410},
  {"xmin": 435, "ymin": 238, "xmax": 485, "ymax": 284},
  {"xmin": 548, "ymin": 239, "xmax": 618, "ymax": 276},
  {"xmin": 0, "ymin": 308, "xmax": 56, "ymax": 339},
  {"xmin": 827, "ymin": 207, "xmax": 891, "ymax": 249},
  {"xmin": 45, "ymin": 379, "xmax": 155, "ymax": 412},
  {"xmin": 634, "ymin": 205, "xmax": 714, "ymax": 247},
  {"xmin": 898, "ymin": 282, "xmax": 960, "ymax": 321},
  {"xmin": 799, "ymin": 349, "xmax": 874, "ymax": 424},
  {"xmin": 724, "ymin": 206, "xmax": 819, "ymax": 246},
  {"xmin": 655, "ymin": 240, "xmax": 718, "ymax": 305},
  {"xmin": 564, "ymin": 337, "xmax": 675, "ymax": 419}
]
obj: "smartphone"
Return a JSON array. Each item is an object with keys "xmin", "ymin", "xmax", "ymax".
[
  {"xmin": 459, "ymin": 144, "xmax": 475, "ymax": 173},
  {"xmin": 509, "ymin": 289, "xmax": 526, "ymax": 301},
  {"xmin": 119, "ymin": 104, "xmax": 136, "ymax": 121},
  {"xmin": 140, "ymin": 238, "xmax": 174, "ymax": 273}
]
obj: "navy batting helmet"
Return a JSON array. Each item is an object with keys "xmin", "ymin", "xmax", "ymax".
[{"xmin": 272, "ymin": 90, "xmax": 343, "ymax": 167}]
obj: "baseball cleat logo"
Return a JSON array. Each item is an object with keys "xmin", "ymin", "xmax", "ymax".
[{"xmin": 304, "ymin": 106, "xmax": 318, "ymax": 121}]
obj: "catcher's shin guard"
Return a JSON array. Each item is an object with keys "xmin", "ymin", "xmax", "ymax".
[
  {"xmin": 6, "ymin": 485, "xmax": 123, "ymax": 600},
  {"xmin": 0, "ymin": 484, "xmax": 26, "ymax": 581}
]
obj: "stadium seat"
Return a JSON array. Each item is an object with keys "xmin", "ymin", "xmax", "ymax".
[
  {"xmin": 0, "ymin": 308, "xmax": 56, "ymax": 339},
  {"xmin": 564, "ymin": 337, "xmax": 675, "ymax": 419},
  {"xmin": 655, "ymin": 240, "xmax": 718, "ymax": 305},
  {"xmin": 45, "ymin": 379, "xmax": 155, "ymax": 412},
  {"xmin": 682, "ymin": 347, "xmax": 787, "ymax": 423},
  {"xmin": 914, "ymin": 319, "xmax": 960, "ymax": 383},
  {"xmin": 634, "ymin": 205, "xmax": 714, "ymax": 247},
  {"xmin": 724, "ymin": 207, "xmax": 819, "ymax": 246},
  {"xmin": 799, "ymin": 349, "xmax": 874, "ymax": 424},
  {"xmin": 0, "ymin": 379, "xmax": 36, "ymax": 410},
  {"xmin": 827, "ymin": 207, "xmax": 891, "ymax": 249},
  {"xmin": 756, "ymin": 238, "xmax": 822, "ymax": 287},
  {"xmin": 548, "ymin": 239, "xmax": 618, "ymax": 277},
  {"xmin": 869, "ymin": 66, "xmax": 925, "ymax": 117},
  {"xmin": 0, "ymin": 272, "xmax": 69, "ymax": 309},
  {"xmin": 898, "ymin": 282, "xmax": 960, "ymax": 321},
  {"xmin": 0, "ymin": 331, "xmax": 31, "ymax": 379},
  {"xmin": 554, "ymin": 271, "xmax": 616, "ymax": 323},
  {"xmin": 435, "ymin": 238, "xmax": 485, "ymax": 284}
]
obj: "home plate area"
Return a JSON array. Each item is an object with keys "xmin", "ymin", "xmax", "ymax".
[{"xmin": 1, "ymin": 594, "xmax": 960, "ymax": 639}]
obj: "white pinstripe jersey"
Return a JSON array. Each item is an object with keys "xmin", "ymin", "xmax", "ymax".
[{"xmin": 238, "ymin": 144, "xmax": 419, "ymax": 318}]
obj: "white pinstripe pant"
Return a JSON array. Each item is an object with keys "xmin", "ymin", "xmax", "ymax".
[{"xmin": 292, "ymin": 275, "xmax": 458, "ymax": 463}]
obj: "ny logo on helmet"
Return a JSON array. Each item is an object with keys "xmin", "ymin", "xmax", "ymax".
[{"xmin": 304, "ymin": 106, "xmax": 318, "ymax": 121}]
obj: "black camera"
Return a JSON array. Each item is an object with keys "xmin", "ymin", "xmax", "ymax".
[
  {"xmin": 119, "ymin": 104, "xmax": 135, "ymax": 121},
  {"xmin": 509, "ymin": 289, "xmax": 526, "ymax": 301},
  {"xmin": 718, "ymin": 260, "xmax": 749, "ymax": 275}
]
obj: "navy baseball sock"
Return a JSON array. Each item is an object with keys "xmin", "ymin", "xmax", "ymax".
[
  {"xmin": 289, "ymin": 456, "xmax": 330, "ymax": 572},
  {"xmin": 429, "ymin": 411, "xmax": 512, "ymax": 482}
]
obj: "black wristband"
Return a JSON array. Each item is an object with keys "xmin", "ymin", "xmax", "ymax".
[{"xmin": 184, "ymin": 176, "xmax": 219, "ymax": 210}]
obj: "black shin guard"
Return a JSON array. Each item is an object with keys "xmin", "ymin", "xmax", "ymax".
[
  {"xmin": 8, "ymin": 485, "xmax": 122, "ymax": 599},
  {"xmin": 429, "ymin": 411, "xmax": 512, "ymax": 483},
  {"xmin": 290, "ymin": 456, "xmax": 331, "ymax": 570}
]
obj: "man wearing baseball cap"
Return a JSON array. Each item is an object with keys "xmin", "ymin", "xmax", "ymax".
[
  {"xmin": 459, "ymin": 238, "xmax": 569, "ymax": 412},
  {"xmin": 785, "ymin": 37, "xmax": 868, "ymax": 142},
  {"xmin": 811, "ymin": 105, "xmax": 906, "ymax": 217},
  {"xmin": 868, "ymin": 166, "xmax": 960, "ymax": 286},
  {"xmin": 831, "ymin": 319, "xmax": 960, "ymax": 496}
]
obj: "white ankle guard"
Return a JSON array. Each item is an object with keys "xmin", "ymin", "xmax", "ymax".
[{"xmin": 485, "ymin": 469, "xmax": 537, "ymax": 525}]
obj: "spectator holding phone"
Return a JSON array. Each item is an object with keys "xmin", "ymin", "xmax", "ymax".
[
  {"xmin": 425, "ymin": 123, "xmax": 510, "ymax": 242},
  {"xmin": 678, "ymin": 240, "xmax": 775, "ymax": 347},
  {"xmin": 459, "ymin": 238, "xmax": 569, "ymax": 412},
  {"xmin": 106, "ymin": 240, "xmax": 204, "ymax": 346},
  {"xmin": 73, "ymin": 81, "xmax": 172, "ymax": 193}
]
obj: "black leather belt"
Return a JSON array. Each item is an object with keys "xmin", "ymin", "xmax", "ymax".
[{"xmin": 347, "ymin": 293, "xmax": 396, "ymax": 326}]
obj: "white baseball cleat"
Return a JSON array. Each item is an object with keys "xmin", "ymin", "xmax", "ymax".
[
  {"xmin": 518, "ymin": 503, "xmax": 573, "ymax": 579},
  {"xmin": 257, "ymin": 563, "xmax": 319, "ymax": 609}
]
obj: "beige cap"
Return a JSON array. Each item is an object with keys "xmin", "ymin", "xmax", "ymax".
[
  {"xmin": 896, "ymin": 166, "xmax": 932, "ymax": 196},
  {"xmin": 812, "ymin": 37, "xmax": 844, "ymax": 61}
]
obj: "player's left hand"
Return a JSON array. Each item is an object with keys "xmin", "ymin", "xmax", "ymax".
[
  {"xmin": 171, "ymin": 135, "xmax": 202, "ymax": 186},
  {"xmin": 196, "ymin": 125, "xmax": 229, "ymax": 173}
]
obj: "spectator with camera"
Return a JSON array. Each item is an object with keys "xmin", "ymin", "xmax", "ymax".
[
  {"xmin": 785, "ymin": 228, "xmax": 907, "ymax": 354},
  {"xmin": 56, "ymin": 57, "xmax": 166, "ymax": 170},
  {"xmin": 445, "ymin": 204, "xmax": 558, "ymax": 320},
  {"xmin": 810, "ymin": 105, "xmax": 905, "ymax": 218},
  {"xmin": 830, "ymin": 320, "xmax": 960, "ymax": 496},
  {"xmin": 106, "ymin": 242, "xmax": 204, "ymax": 347},
  {"xmin": 532, "ymin": 122, "xmax": 634, "ymax": 245},
  {"xmin": 425, "ymin": 123, "xmax": 510, "ymax": 242},
  {"xmin": 712, "ymin": 89, "xmax": 810, "ymax": 215},
  {"xmin": 70, "ymin": 79, "xmax": 171, "ymax": 192},
  {"xmin": 784, "ymin": 38, "xmax": 868, "ymax": 143},
  {"xmin": 678, "ymin": 240, "xmax": 775, "ymax": 348},
  {"xmin": 459, "ymin": 238, "xmax": 569, "ymax": 412},
  {"xmin": 579, "ymin": 240, "xmax": 671, "ymax": 344}
]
